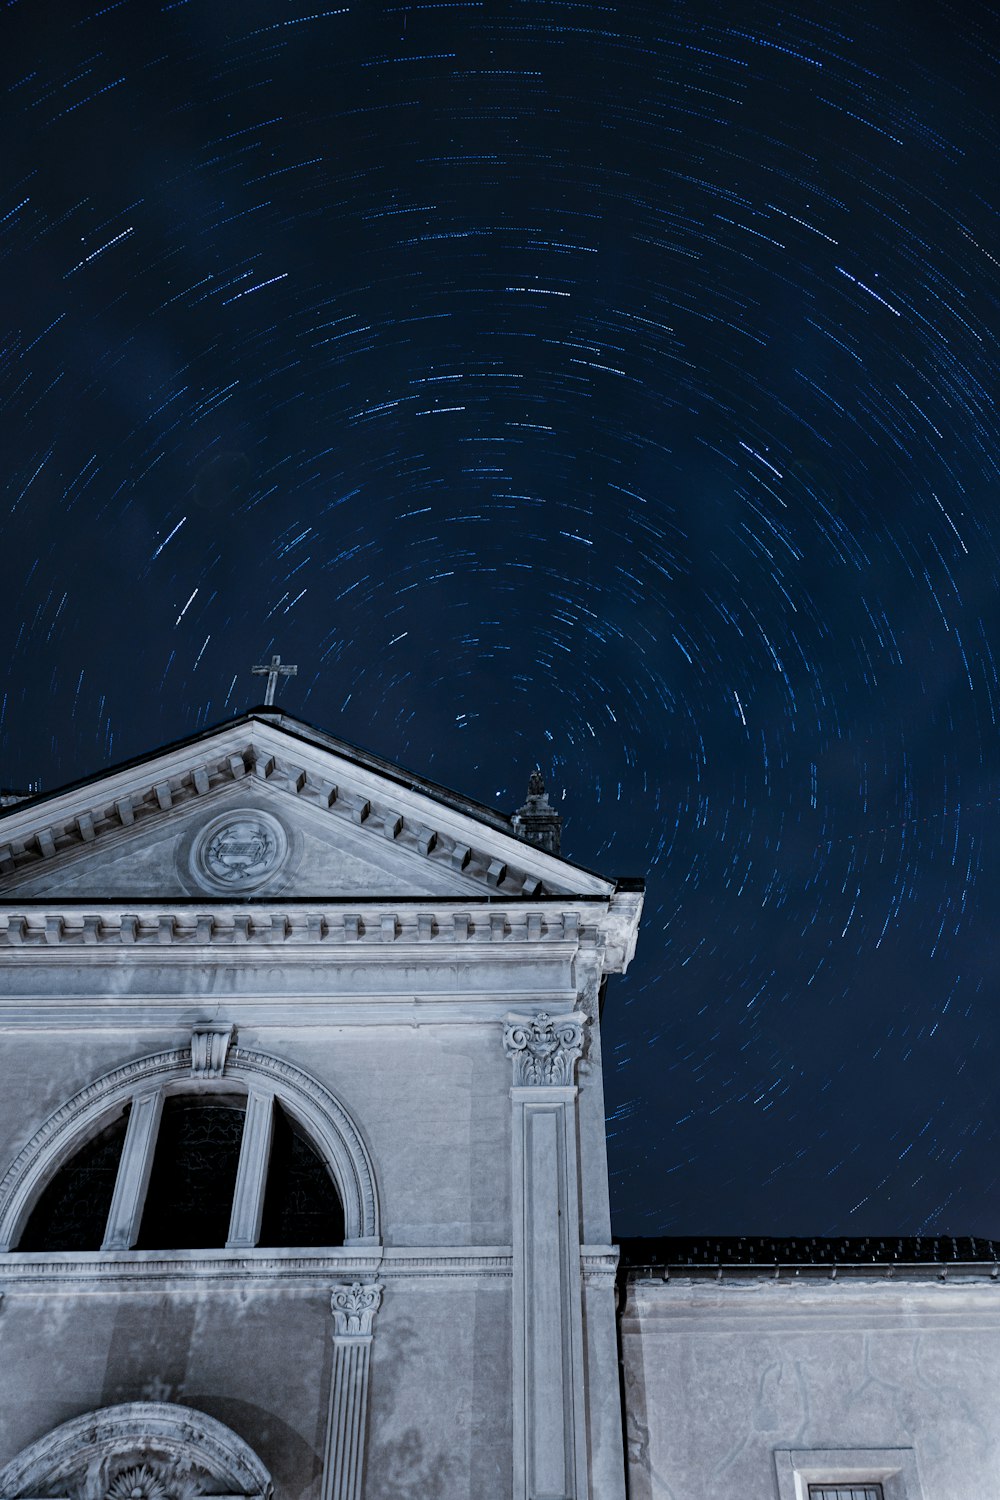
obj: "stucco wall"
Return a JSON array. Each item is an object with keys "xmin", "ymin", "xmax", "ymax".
[
  {"xmin": 621, "ymin": 1275, "xmax": 1000, "ymax": 1500},
  {"xmin": 0, "ymin": 1275, "xmax": 513, "ymax": 1500}
]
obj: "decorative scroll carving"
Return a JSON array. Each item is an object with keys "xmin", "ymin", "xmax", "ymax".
[
  {"xmin": 0, "ymin": 1402, "xmax": 272, "ymax": 1500},
  {"xmin": 503, "ymin": 1010, "xmax": 587, "ymax": 1086},
  {"xmin": 205, "ymin": 819, "xmax": 280, "ymax": 884},
  {"xmin": 330, "ymin": 1280, "xmax": 383, "ymax": 1338},
  {"xmin": 190, "ymin": 1023, "xmax": 234, "ymax": 1078}
]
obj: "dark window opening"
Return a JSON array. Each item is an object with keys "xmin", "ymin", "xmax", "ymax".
[
  {"xmin": 808, "ymin": 1488, "xmax": 885, "ymax": 1500},
  {"xmin": 18, "ymin": 1107, "xmax": 131, "ymax": 1252},
  {"xmin": 136, "ymin": 1094, "xmax": 245, "ymax": 1249},
  {"xmin": 259, "ymin": 1101, "xmax": 345, "ymax": 1247}
]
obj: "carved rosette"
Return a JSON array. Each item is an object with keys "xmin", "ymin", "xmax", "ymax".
[
  {"xmin": 102, "ymin": 1463, "xmax": 176, "ymax": 1500},
  {"xmin": 330, "ymin": 1281, "xmax": 383, "ymax": 1339},
  {"xmin": 503, "ymin": 1010, "xmax": 587, "ymax": 1087}
]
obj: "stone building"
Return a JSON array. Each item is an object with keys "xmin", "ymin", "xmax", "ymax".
[
  {"xmin": 0, "ymin": 707, "xmax": 641, "ymax": 1500},
  {"xmin": 0, "ymin": 705, "xmax": 996, "ymax": 1500}
]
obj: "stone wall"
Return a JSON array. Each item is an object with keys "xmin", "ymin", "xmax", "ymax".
[{"xmin": 621, "ymin": 1273, "xmax": 1000, "ymax": 1500}]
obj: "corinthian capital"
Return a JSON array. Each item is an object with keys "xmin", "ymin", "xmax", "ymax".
[
  {"xmin": 503, "ymin": 1010, "xmax": 587, "ymax": 1087},
  {"xmin": 330, "ymin": 1282, "xmax": 383, "ymax": 1338}
]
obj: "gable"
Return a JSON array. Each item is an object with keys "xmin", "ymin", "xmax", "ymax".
[{"xmin": 0, "ymin": 714, "xmax": 614, "ymax": 902}]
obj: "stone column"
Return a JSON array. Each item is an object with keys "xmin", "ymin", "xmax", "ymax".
[
  {"xmin": 321, "ymin": 1281, "xmax": 383, "ymax": 1500},
  {"xmin": 504, "ymin": 1011, "xmax": 589, "ymax": 1500}
]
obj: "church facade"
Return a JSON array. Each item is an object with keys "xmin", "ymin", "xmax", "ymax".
[
  {"xmin": 0, "ymin": 709, "xmax": 640, "ymax": 1500},
  {"xmin": 0, "ymin": 707, "xmax": 996, "ymax": 1500}
]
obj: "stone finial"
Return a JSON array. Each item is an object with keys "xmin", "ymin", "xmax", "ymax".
[
  {"xmin": 511, "ymin": 766, "xmax": 562, "ymax": 856},
  {"xmin": 503, "ymin": 1011, "xmax": 587, "ymax": 1087},
  {"xmin": 0, "ymin": 786, "xmax": 37, "ymax": 808},
  {"xmin": 190, "ymin": 1023, "xmax": 234, "ymax": 1078},
  {"xmin": 330, "ymin": 1282, "xmax": 383, "ymax": 1339}
]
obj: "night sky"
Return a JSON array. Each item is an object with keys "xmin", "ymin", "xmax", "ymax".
[{"xmin": 2, "ymin": 0, "xmax": 1000, "ymax": 1239}]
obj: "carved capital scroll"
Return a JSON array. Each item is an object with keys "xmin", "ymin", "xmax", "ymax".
[
  {"xmin": 330, "ymin": 1281, "xmax": 383, "ymax": 1340},
  {"xmin": 503, "ymin": 1011, "xmax": 587, "ymax": 1087}
]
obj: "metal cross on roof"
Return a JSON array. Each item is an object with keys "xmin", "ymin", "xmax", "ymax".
[{"xmin": 251, "ymin": 652, "xmax": 298, "ymax": 706}]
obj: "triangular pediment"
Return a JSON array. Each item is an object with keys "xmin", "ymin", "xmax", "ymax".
[{"xmin": 0, "ymin": 713, "xmax": 614, "ymax": 902}]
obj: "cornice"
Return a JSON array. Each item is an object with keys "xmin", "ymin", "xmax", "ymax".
[
  {"xmin": 619, "ymin": 1276, "xmax": 1000, "ymax": 1332},
  {"xmin": 0, "ymin": 1244, "xmax": 515, "ymax": 1291},
  {"xmin": 0, "ymin": 1243, "xmax": 619, "ymax": 1292},
  {"xmin": 0, "ymin": 1246, "xmax": 384, "ymax": 1289},
  {"xmin": 0, "ymin": 902, "xmax": 611, "ymax": 958},
  {"xmin": 0, "ymin": 728, "xmax": 616, "ymax": 902},
  {"xmin": 0, "ymin": 997, "xmax": 580, "ymax": 1031},
  {"xmin": 582, "ymin": 1245, "xmax": 620, "ymax": 1287}
]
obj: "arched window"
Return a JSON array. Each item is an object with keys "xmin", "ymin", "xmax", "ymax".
[
  {"xmin": 0, "ymin": 1043, "xmax": 377, "ymax": 1252},
  {"xmin": 17, "ymin": 1106, "xmax": 131, "ymax": 1252},
  {"xmin": 17, "ymin": 1085, "xmax": 345, "ymax": 1252}
]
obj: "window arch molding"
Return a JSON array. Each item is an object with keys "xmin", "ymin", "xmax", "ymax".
[
  {"xmin": 0, "ymin": 1400, "xmax": 273, "ymax": 1500},
  {"xmin": 0, "ymin": 1044, "xmax": 380, "ymax": 1251}
]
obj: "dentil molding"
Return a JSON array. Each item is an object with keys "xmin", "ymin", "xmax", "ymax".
[{"xmin": 0, "ymin": 903, "xmax": 596, "ymax": 951}]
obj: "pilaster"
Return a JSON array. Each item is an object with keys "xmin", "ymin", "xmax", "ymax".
[
  {"xmin": 321, "ymin": 1281, "xmax": 383, "ymax": 1500},
  {"xmin": 504, "ymin": 1012, "xmax": 588, "ymax": 1500}
]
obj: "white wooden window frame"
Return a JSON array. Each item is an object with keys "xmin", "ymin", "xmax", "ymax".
[{"xmin": 774, "ymin": 1449, "xmax": 924, "ymax": 1500}]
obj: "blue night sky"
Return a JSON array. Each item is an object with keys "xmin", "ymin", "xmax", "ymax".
[{"xmin": 2, "ymin": 0, "xmax": 1000, "ymax": 1236}]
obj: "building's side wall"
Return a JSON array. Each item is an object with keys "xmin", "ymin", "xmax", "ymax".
[{"xmin": 621, "ymin": 1278, "xmax": 1000, "ymax": 1500}]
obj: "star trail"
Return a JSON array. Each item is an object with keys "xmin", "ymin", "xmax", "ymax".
[{"xmin": 2, "ymin": 0, "xmax": 1000, "ymax": 1237}]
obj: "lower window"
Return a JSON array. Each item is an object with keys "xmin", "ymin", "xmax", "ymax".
[
  {"xmin": 775, "ymin": 1449, "xmax": 923, "ymax": 1500},
  {"xmin": 809, "ymin": 1488, "xmax": 884, "ymax": 1500}
]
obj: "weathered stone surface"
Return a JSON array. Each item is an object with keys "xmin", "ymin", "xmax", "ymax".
[
  {"xmin": 620, "ymin": 1276, "xmax": 1000, "ymax": 1499},
  {"xmin": 0, "ymin": 712, "xmax": 643, "ymax": 1500}
]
